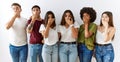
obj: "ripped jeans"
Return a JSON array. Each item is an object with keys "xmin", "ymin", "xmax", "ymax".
[{"xmin": 95, "ymin": 43, "xmax": 114, "ymax": 62}]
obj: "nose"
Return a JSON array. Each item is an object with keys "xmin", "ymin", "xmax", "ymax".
[{"xmin": 102, "ymin": 18, "xmax": 105, "ymax": 21}]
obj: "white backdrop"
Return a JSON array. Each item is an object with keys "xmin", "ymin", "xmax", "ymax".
[{"xmin": 0, "ymin": 0, "xmax": 120, "ymax": 62}]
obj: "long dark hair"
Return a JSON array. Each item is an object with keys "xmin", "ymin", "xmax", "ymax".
[
  {"xmin": 60, "ymin": 10, "xmax": 75, "ymax": 25},
  {"xmin": 100, "ymin": 11, "xmax": 115, "ymax": 40},
  {"xmin": 100, "ymin": 11, "xmax": 114, "ymax": 27},
  {"xmin": 44, "ymin": 11, "xmax": 56, "ymax": 28}
]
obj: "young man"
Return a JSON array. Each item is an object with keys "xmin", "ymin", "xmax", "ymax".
[
  {"xmin": 26, "ymin": 5, "xmax": 44, "ymax": 62},
  {"xmin": 6, "ymin": 3, "xmax": 28, "ymax": 62}
]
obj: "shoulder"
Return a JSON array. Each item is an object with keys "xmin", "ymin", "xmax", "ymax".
[
  {"xmin": 91, "ymin": 23, "xmax": 97, "ymax": 26},
  {"xmin": 90, "ymin": 23, "xmax": 97, "ymax": 29},
  {"xmin": 41, "ymin": 19, "xmax": 45, "ymax": 24}
]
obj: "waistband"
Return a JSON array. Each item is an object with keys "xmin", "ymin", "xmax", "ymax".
[
  {"xmin": 60, "ymin": 42, "xmax": 76, "ymax": 44},
  {"xmin": 95, "ymin": 43, "xmax": 111, "ymax": 46}
]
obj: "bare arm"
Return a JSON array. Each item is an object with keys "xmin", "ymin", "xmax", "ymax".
[
  {"xmin": 70, "ymin": 25, "xmax": 78, "ymax": 39},
  {"xmin": 6, "ymin": 15, "xmax": 17, "ymax": 29},
  {"xmin": 26, "ymin": 15, "xmax": 37, "ymax": 33},
  {"xmin": 104, "ymin": 27, "xmax": 115, "ymax": 42},
  {"xmin": 44, "ymin": 18, "xmax": 54, "ymax": 38},
  {"xmin": 6, "ymin": 7, "xmax": 21, "ymax": 30},
  {"xmin": 44, "ymin": 24, "xmax": 50, "ymax": 38},
  {"xmin": 26, "ymin": 21, "xmax": 35, "ymax": 33}
]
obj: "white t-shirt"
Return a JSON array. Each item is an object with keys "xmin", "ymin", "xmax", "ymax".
[
  {"xmin": 9, "ymin": 17, "xmax": 27, "ymax": 46},
  {"xmin": 58, "ymin": 23, "xmax": 79, "ymax": 42},
  {"xmin": 96, "ymin": 30, "xmax": 112, "ymax": 44},
  {"xmin": 39, "ymin": 24, "xmax": 58, "ymax": 45}
]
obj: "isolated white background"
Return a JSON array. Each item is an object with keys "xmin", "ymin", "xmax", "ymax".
[{"xmin": 0, "ymin": 0, "xmax": 120, "ymax": 62}]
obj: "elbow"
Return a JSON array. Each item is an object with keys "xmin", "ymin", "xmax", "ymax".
[
  {"xmin": 74, "ymin": 36, "xmax": 78, "ymax": 39},
  {"xmin": 72, "ymin": 35, "xmax": 78, "ymax": 39},
  {"xmin": 27, "ymin": 29, "xmax": 32, "ymax": 33},
  {"xmin": 6, "ymin": 26, "xmax": 10, "ymax": 30},
  {"xmin": 6, "ymin": 27, "xmax": 9, "ymax": 30},
  {"xmin": 72, "ymin": 33, "xmax": 78, "ymax": 39},
  {"xmin": 85, "ymin": 33, "xmax": 92, "ymax": 38},
  {"xmin": 44, "ymin": 35, "xmax": 48, "ymax": 38},
  {"xmin": 85, "ymin": 35, "xmax": 90, "ymax": 38}
]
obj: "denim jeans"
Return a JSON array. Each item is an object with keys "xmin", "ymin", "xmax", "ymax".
[
  {"xmin": 95, "ymin": 44, "xmax": 114, "ymax": 62},
  {"xmin": 29, "ymin": 44, "xmax": 43, "ymax": 62},
  {"xmin": 59, "ymin": 43, "xmax": 78, "ymax": 62},
  {"xmin": 77, "ymin": 44, "xmax": 93, "ymax": 62},
  {"xmin": 42, "ymin": 44, "xmax": 58, "ymax": 62},
  {"xmin": 9, "ymin": 44, "xmax": 28, "ymax": 62}
]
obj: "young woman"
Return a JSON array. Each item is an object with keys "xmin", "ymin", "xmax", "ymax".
[
  {"xmin": 77, "ymin": 7, "xmax": 97, "ymax": 62},
  {"xmin": 95, "ymin": 11, "xmax": 115, "ymax": 62},
  {"xmin": 58, "ymin": 10, "xmax": 78, "ymax": 62},
  {"xmin": 39, "ymin": 11, "xmax": 58, "ymax": 62}
]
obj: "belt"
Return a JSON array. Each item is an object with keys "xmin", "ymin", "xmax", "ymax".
[
  {"xmin": 60, "ymin": 42, "xmax": 76, "ymax": 44},
  {"xmin": 95, "ymin": 43, "xmax": 111, "ymax": 46}
]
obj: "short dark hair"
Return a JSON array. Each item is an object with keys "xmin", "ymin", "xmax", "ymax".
[
  {"xmin": 44, "ymin": 11, "xmax": 56, "ymax": 28},
  {"xmin": 31, "ymin": 5, "xmax": 40, "ymax": 10},
  {"xmin": 11, "ymin": 3, "xmax": 21, "ymax": 8},
  {"xmin": 80, "ymin": 7, "xmax": 96, "ymax": 23},
  {"xmin": 60, "ymin": 10, "xmax": 75, "ymax": 25}
]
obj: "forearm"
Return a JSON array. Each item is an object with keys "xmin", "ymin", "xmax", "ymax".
[
  {"xmin": 84, "ymin": 24, "xmax": 90, "ymax": 38},
  {"xmin": 6, "ymin": 16, "xmax": 16, "ymax": 29},
  {"xmin": 104, "ymin": 28, "xmax": 109, "ymax": 42},
  {"xmin": 44, "ymin": 25, "xmax": 50, "ymax": 38},
  {"xmin": 27, "ymin": 21, "xmax": 34, "ymax": 33},
  {"xmin": 71, "ymin": 25, "xmax": 78, "ymax": 39}
]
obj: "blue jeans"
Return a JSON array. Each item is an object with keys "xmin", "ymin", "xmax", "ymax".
[
  {"xmin": 59, "ymin": 44, "xmax": 78, "ymax": 62},
  {"xmin": 29, "ymin": 44, "xmax": 43, "ymax": 62},
  {"xmin": 95, "ymin": 44, "xmax": 114, "ymax": 62},
  {"xmin": 42, "ymin": 44, "xmax": 58, "ymax": 62},
  {"xmin": 9, "ymin": 44, "xmax": 28, "ymax": 62},
  {"xmin": 78, "ymin": 44, "xmax": 93, "ymax": 62}
]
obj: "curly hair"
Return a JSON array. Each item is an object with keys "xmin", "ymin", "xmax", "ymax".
[{"xmin": 80, "ymin": 7, "xmax": 96, "ymax": 23}]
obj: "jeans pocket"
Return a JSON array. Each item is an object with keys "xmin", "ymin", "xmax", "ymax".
[{"xmin": 106, "ymin": 45, "xmax": 113, "ymax": 51}]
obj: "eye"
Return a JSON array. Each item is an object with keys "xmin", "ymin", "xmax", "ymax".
[{"xmin": 65, "ymin": 15, "xmax": 67, "ymax": 17}]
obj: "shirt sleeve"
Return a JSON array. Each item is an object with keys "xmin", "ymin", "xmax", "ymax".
[
  {"xmin": 56, "ymin": 25, "xmax": 61, "ymax": 32},
  {"xmin": 26, "ymin": 19, "xmax": 31, "ymax": 27},
  {"xmin": 39, "ymin": 24, "xmax": 45, "ymax": 33},
  {"xmin": 74, "ymin": 21, "xmax": 80, "ymax": 28},
  {"xmin": 89, "ymin": 23, "xmax": 97, "ymax": 34}
]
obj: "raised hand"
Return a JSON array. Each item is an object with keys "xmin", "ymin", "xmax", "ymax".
[
  {"xmin": 13, "ymin": 8, "xmax": 21, "ymax": 18},
  {"xmin": 66, "ymin": 18, "xmax": 73, "ymax": 25},
  {"xmin": 83, "ymin": 18, "xmax": 89, "ymax": 25},
  {"xmin": 47, "ymin": 18, "xmax": 54, "ymax": 26},
  {"xmin": 31, "ymin": 14, "xmax": 38, "ymax": 22},
  {"xmin": 102, "ymin": 21, "xmax": 109, "ymax": 28}
]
